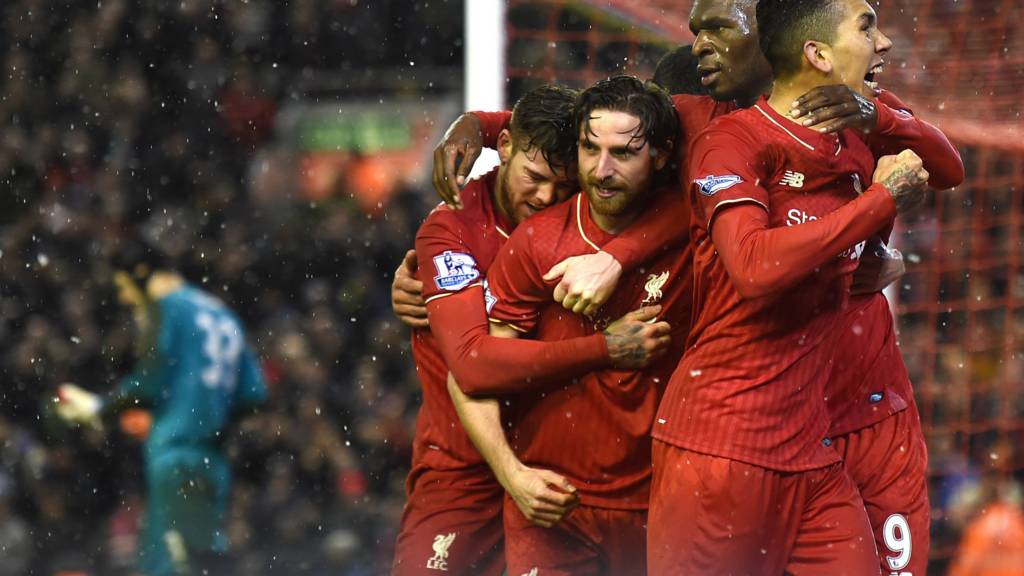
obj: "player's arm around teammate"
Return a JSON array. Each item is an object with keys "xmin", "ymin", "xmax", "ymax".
[{"xmin": 446, "ymin": 321, "xmax": 581, "ymax": 529}]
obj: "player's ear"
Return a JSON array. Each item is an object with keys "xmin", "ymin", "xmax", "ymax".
[
  {"xmin": 497, "ymin": 129, "xmax": 514, "ymax": 164},
  {"xmin": 803, "ymin": 40, "xmax": 833, "ymax": 74},
  {"xmin": 652, "ymin": 143, "xmax": 672, "ymax": 171}
]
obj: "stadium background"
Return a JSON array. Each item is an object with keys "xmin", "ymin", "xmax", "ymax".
[{"xmin": 0, "ymin": 0, "xmax": 1019, "ymax": 574}]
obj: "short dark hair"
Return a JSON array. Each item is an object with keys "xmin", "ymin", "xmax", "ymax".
[
  {"xmin": 575, "ymin": 75, "xmax": 678, "ymax": 156},
  {"xmin": 757, "ymin": 0, "xmax": 844, "ymax": 77},
  {"xmin": 111, "ymin": 231, "xmax": 175, "ymax": 285},
  {"xmin": 509, "ymin": 84, "xmax": 579, "ymax": 173},
  {"xmin": 651, "ymin": 44, "xmax": 706, "ymax": 96}
]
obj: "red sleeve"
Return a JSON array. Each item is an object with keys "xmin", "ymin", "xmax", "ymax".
[
  {"xmin": 427, "ymin": 286, "xmax": 608, "ymax": 396},
  {"xmin": 600, "ymin": 186, "xmax": 687, "ymax": 270},
  {"xmin": 710, "ymin": 189, "xmax": 896, "ymax": 299},
  {"xmin": 471, "ymin": 111, "xmax": 512, "ymax": 149},
  {"xmin": 690, "ymin": 123, "xmax": 896, "ymax": 298},
  {"xmin": 415, "ymin": 210, "xmax": 484, "ymax": 303},
  {"xmin": 688, "ymin": 125, "xmax": 772, "ymax": 230},
  {"xmin": 863, "ymin": 91, "xmax": 965, "ymax": 190}
]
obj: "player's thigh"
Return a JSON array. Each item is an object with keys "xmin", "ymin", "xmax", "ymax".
[
  {"xmin": 648, "ymin": 441, "xmax": 794, "ymax": 576},
  {"xmin": 392, "ymin": 467, "xmax": 505, "ymax": 576},
  {"xmin": 786, "ymin": 462, "xmax": 878, "ymax": 576},
  {"xmin": 504, "ymin": 497, "xmax": 604, "ymax": 576},
  {"xmin": 597, "ymin": 508, "xmax": 647, "ymax": 576},
  {"xmin": 835, "ymin": 410, "xmax": 929, "ymax": 576},
  {"xmin": 148, "ymin": 449, "xmax": 230, "ymax": 551}
]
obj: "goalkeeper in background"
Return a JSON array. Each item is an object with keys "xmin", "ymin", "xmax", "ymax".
[{"xmin": 57, "ymin": 241, "xmax": 267, "ymax": 576}]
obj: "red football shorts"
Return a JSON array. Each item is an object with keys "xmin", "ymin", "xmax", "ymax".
[
  {"xmin": 833, "ymin": 407, "xmax": 930, "ymax": 576},
  {"xmin": 503, "ymin": 496, "xmax": 647, "ymax": 576},
  {"xmin": 648, "ymin": 441, "xmax": 878, "ymax": 576},
  {"xmin": 392, "ymin": 465, "xmax": 505, "ymax": 576}
]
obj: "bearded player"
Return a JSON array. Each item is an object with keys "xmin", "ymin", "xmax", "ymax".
[
  {"xmin": 392, "ymin": 85, "xmax": 674, "ymax": 576},
  {"xmin": 448, "ymin": 76, "xmax": 685, "ymax": 576}
]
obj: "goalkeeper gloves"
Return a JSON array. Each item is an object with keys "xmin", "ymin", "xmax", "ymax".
[{"xmin": 55, "ymin": 383, "xmax": 103, "ymax": 430}]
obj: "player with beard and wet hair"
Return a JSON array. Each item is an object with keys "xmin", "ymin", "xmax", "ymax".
[
  {"xmin": 449, "ymin": 75, "xmax": 687, "ymax": 576},
  {"xmin": 392, "ymin": 84, "xmax": 674, "ymax": 576}
]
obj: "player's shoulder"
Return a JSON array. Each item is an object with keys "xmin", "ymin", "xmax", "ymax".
[
  {"xmin": 417, "ymin": 169, "xmax": 497, "ymax": 238},
  {"xmin": 503, "ymin": 192, "xmax": 578, "ymax": 258},
  {"xmin": 672, "ymin": 93, "xmax": 737, "ymax": 119},
  {"xmin": 511, "ymin": 192, "xmax": 577, "ymax": 239},
  {"xmin": 170, "ymin": 286, "xmax": 233, "ymax": 318},
  {"xmin": 875, "ymin": 89, "xmax": 914, "ymax": 116},
  {"xmin": 704, "ymin": 105, "xmax": 763, "ymax": 133},
  {"xmin": 689, "ymin": 107, "xmax": 765, "ymax": 155}
]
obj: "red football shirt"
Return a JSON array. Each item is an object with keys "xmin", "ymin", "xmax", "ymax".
[
  {"xmin": 654, "ymin": 97, "xmax": 895, "ymax": 472},
  {"xmin": 411, "ymin": 169, "xmax": 519, "ymax": 470},
  {"xmin": 471, "ymin": 103, "xmax": 728, "ymax": 265},
  {"xmin": 826, "ymin": 91, "xmax": 964, "ymax": 436},
  {"xmin": 412, "ymin": 169, "xmax": 690, "ymax": 470},
  {"xmin": 486, "ymin": 191, "xmax": 691, "ymax": 510}
]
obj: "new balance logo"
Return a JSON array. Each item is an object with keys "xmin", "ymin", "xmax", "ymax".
[
  {"xmin": 427, "ymin": 532, "xmax": 456, "ymax": 571},
  {"xmin": 779, "ymin": 170, "xmax": 805, "ymax": 188},
  {"xmin": 521, "ymin": 569, "xmax": 539, "ymax": 576}
]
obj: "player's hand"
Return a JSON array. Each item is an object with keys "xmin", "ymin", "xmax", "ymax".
[
  {"xmin": 851, "ymin": 243, "xmax": 905, "ymax": 296},
  {"xmin": 500, "ymin": 462, "xmax": 579, "ymax": 528},
  {"xmin": 432, "ymin": 113, "xmax": 484, "ymax": 209},
  {"xmin": 874, "ymin": 150, "xmax": 929, "ymax": 213},
  {"xmin": 392, "ymin": 250, "xmax": 429, "ymax": 329},
  {"xmin": 789, "ymin": 84, "xmax": 878, "ymax": 134},
  {"xmin": 603, "ymin": 306, "xmax": 672, "ymax": 369},
  {"xmin": 55, "ymin": 383, "xmax": 103, "ymax": 430},
  {"xmin": 543, "ymin": 251, "xmax": 624, "ymax": 317}
]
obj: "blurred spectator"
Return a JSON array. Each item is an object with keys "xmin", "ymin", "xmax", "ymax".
[
  {"xmin": 0, "ymin": 0, "xmax": 455, "ymax": 572},
  {"xmin": 947, "ymin": 478, "xmax": 1024, "ymax": 576},
  {"xmin": 0, "ymin": 473, "xmax": 30, "ymax": 576}
]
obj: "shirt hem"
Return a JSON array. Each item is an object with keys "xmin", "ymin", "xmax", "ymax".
[{"xmin": 650, "ymin": 433, "xmax": 841, "ymax": 473}]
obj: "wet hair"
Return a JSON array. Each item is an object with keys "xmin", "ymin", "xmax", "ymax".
[
  {"xmin": 757, "ymin": 0, "xmax": 844, "ymax": 77},
  {"xmin": 575, "ymin": 75, "xmax": 678, "ymax": 156},
  {"xmin": 651, "ymin": 44, "xmax": 706, "ymax": 96},
  {"xmin": 509, "ymin": 84, "xmax": 580, "ymax": 174}
]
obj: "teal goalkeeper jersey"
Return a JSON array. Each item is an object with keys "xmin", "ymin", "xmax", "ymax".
[{"xmin": 114, "ymin": 285, "xmax": 267, "ymax": 456}]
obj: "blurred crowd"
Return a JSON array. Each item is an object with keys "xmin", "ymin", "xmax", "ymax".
[{"xmin": 0, "ymin": 0, "xmax": 462, "ymax": 574}]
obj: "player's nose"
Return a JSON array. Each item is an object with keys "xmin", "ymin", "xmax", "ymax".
[
  {"xmin": 534, "ymin": 183, "xmax": 557, "ymax": 206},
  {"xmin": 692, "ymin": 32, "xmax": 713, "ymax": 58},
  {"xmin": 594, "ymin": 152, "xmax": 615, "ymax": 180},
  {"xmin": 875, "ymin": 28, "xmax": 893, "ymax": 54}
]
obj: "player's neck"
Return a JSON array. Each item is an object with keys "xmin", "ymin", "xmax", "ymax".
[
  {"xmin": 493, "ymin": 166, "xmax": 514, "ymax": 225},
  {"xmin": 733, "ymin": 83, "xmax": 771, "ymax": 108},
  {"xmin": 146, "ymin": 272, "xmax": 184, "ymax": 300},
  {"xmin": 767, "ymin": 75, "xmax": 826, "ymax": 120}
]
